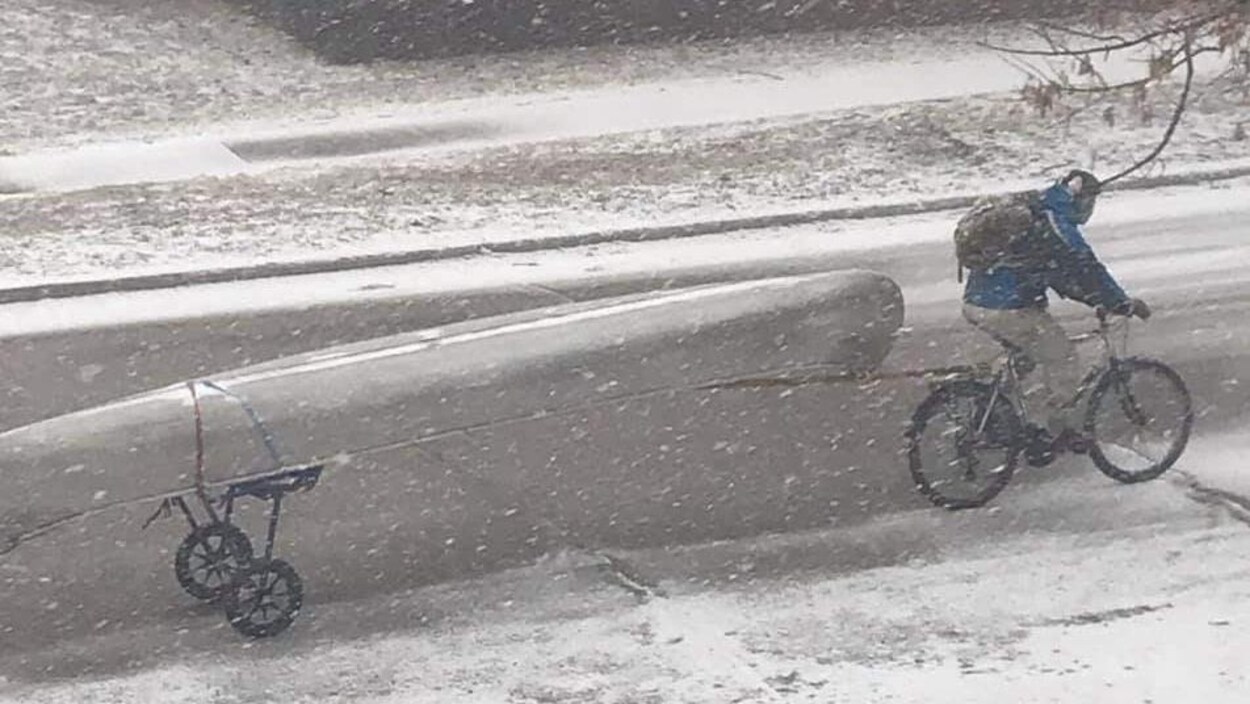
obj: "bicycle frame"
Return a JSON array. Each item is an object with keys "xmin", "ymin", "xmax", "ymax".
[
  {"xmin": 972, "ymin": 310, "xmax": 1134, "ymax": 436},
  {"xmin": 1069, "ymin": 309, "xmax": 1134, "ymax": 410}
]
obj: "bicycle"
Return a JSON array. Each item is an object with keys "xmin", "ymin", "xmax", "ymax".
[{"xmin": 906, "ymin": 308, "xmax": 1194, "ymax": 509}]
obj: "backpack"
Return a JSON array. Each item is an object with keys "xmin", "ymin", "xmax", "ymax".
[{"xmin": 953, "ymin": 191, "xmax": 1041, "ymax": 281}]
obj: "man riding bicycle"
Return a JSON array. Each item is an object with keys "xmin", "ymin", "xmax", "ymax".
[{"xmin": 960, "ymin": 169, "xmax": 1152, "ymax": 456}]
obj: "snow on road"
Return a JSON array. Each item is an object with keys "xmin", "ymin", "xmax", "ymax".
[
  {"xmin": 1175, "ymin": 432, "xmax": 1250, "ymax": 512},
  {"xmin": 3, "ymin": 188, "xmax": 1248, "ymax": 704},
  {"xmin": 6, "ymin": 459, "xmax": 1250, "ymax": 703}
]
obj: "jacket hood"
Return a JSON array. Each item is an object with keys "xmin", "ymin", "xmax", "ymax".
[{"xmin": 1041, "ymin": 183, "xmax": 1076, "ymax": 217}]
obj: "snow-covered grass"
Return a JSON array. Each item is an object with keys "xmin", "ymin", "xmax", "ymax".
[
  {"xmin": 1, "ymin": 80, "xmax": 1248, "ymax": 287},
  {"xmin": 0, "ymin": 0, "xmax": 1036, "ymax": 151},
  {"xmin": 3, "ymin": 0, "xmax": 1246, "ymax": 288}
]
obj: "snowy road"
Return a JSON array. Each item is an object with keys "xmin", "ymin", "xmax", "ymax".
[{"xmin": 1, "ymin": 182, "xmax": 1249, "ymax": 698}]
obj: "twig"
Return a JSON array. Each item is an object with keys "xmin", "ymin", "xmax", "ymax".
[
  {"xmin": 738, "ymin": 69, "xmax": 785, "ymax": 81},
  {"xmin": 1042, "ymin": 46, "xmax": 1221, "ymax": 95},
  {"xmin": 1054, "ymin": 77, "xmax": 1155, "ymax": 94},
  {"xmin": 999, "ymin": 53, "xmax": 1054, "ymax": 85}
]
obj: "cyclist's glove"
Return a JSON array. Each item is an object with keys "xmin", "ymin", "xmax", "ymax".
[{"xmin": 1114, "ymin": 296, "xmax": 1152, "ymax": 320}]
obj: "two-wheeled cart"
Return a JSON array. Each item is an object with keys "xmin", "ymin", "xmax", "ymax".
[{"xmin": 144, "ymin": 381, "xmax": 322, "ymax": 638}]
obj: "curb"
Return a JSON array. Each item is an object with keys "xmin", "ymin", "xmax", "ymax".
[{"xmin": 2, "ymin": 164, "xmax": 1248, "ymax": 305}]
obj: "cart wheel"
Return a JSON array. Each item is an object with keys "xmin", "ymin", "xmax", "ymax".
[
  {"xmin": 223, "ymin": 559, "xmax": 303, "ymax": 638},
  {"xmin": 174, "ymin": 523, "xmax": 254, "ymax": 601}
]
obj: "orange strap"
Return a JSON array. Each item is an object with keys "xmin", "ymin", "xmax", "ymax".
[{"xmin": 187, "ymin": 382, "xmax": 207, "ymax": 493}]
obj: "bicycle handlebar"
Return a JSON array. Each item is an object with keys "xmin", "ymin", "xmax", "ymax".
[
  {"xmin": 1094, "ymin": 304, "xmax": 1141, "ymax": 325},
  {"xmin": 1071, "ymin": 306, "xmax": 1131, "ymax": 343}
]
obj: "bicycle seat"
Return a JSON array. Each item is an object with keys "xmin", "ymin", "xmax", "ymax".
[{"xmin": 227, "ymin": 464, "xmax": 324, "ymax": 501}]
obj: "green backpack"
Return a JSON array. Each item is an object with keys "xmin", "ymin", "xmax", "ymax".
[{"xmin": 953, "ymin": 191, "xmax": 1041, "ymax": 281}]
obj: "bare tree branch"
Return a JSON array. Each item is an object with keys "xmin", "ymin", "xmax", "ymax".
[
  {"xmin": 1040, "ymin": 45, "xmax": 1222, "ymax": 95},
  {"xmin": 986, "ymin": 1, "xmax": 1247, "ymax": 182},
  {"xmin": 978, "ymin": 9, "xmax": 1228, "ymax": 58},
  {"xmin": 1105, "ymin": 34, "xmax": 1200, "ymax": 184},
  {"xmin": 1032, "ymin": 19, "xmax": 1131, "ymax": 45}
]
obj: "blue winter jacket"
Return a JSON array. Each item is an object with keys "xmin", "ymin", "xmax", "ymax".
[{"xmin": 963, "ymin": 183, "xmax": 1129, "ymax": 311}]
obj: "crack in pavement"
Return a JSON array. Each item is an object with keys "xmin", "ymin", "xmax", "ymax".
[
  {"xmin": 1175, "ymin": 470, "xmax": 1250, "ymax": 528},
  {"xmin": 596, "ymin": 552, "xmax": 667, "ymax": 601},
  {"xmin": 515, "ymin": 283, "xmax": 577, "ymax": 306},
  {"xmin": 1035, "ymin": 602, "xmax": 1174, "ymax": 628}
]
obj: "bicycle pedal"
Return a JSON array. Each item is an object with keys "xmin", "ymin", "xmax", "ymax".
[{"xmin": 1052, "ymin": 430, "xmax": 1090, "ymax": 456}]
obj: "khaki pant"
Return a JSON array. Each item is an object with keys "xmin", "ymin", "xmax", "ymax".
[{"xmin": 962, "ymin": 303, "xmax": 1082, "ymax": 434}]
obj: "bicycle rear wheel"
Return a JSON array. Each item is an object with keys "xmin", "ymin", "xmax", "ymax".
[
  {"xmin": 1085, "ymin": 357, "xmax": 1193, "ymax": 484},
  {"xmin": 908, "ymin": 380, "xmax": 1021, "ymax": 509}
]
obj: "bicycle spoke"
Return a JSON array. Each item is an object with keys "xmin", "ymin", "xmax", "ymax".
[
  {"xmin": 1088, "ymin": 359, "xmax": 1192, "ymax": 483},
  {"xmin": 1115, "ymin": 376, "xmax": 1151, "ymax": 426},
  {"xmin": 960, "ymin": 454, "xmax": 980, "ymax": 483},
  {"xmin": 911, "ymin": 381, "xmax": 1018, "ymax": 508}
]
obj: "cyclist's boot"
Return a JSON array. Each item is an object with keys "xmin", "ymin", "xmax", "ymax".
[
  {"xmin": 1024, "ymin": 424, "xmax": 1057, "ymax": 467},
  {"xmin": 1053, "ymin": 428, "xmax": 1090, "ymax": 456}
]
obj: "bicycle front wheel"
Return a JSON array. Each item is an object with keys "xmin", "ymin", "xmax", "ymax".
[
  {"xmin": 1085, "ymin": 357, "xmax": 1193, "ymax": 484},
  {"xmin": 908, "ymin": 380, "xmax": 1021, "ymax": 510}
]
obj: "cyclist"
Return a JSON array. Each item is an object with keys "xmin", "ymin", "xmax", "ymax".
[{"xmin": 961, "ymin": 169, "xmax": 1151, "ymax": 456}]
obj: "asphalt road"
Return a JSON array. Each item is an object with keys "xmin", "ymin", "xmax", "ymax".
[{"xmin": 1, "ymin": 196, "xmax": 1247, "ymax": 685}]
